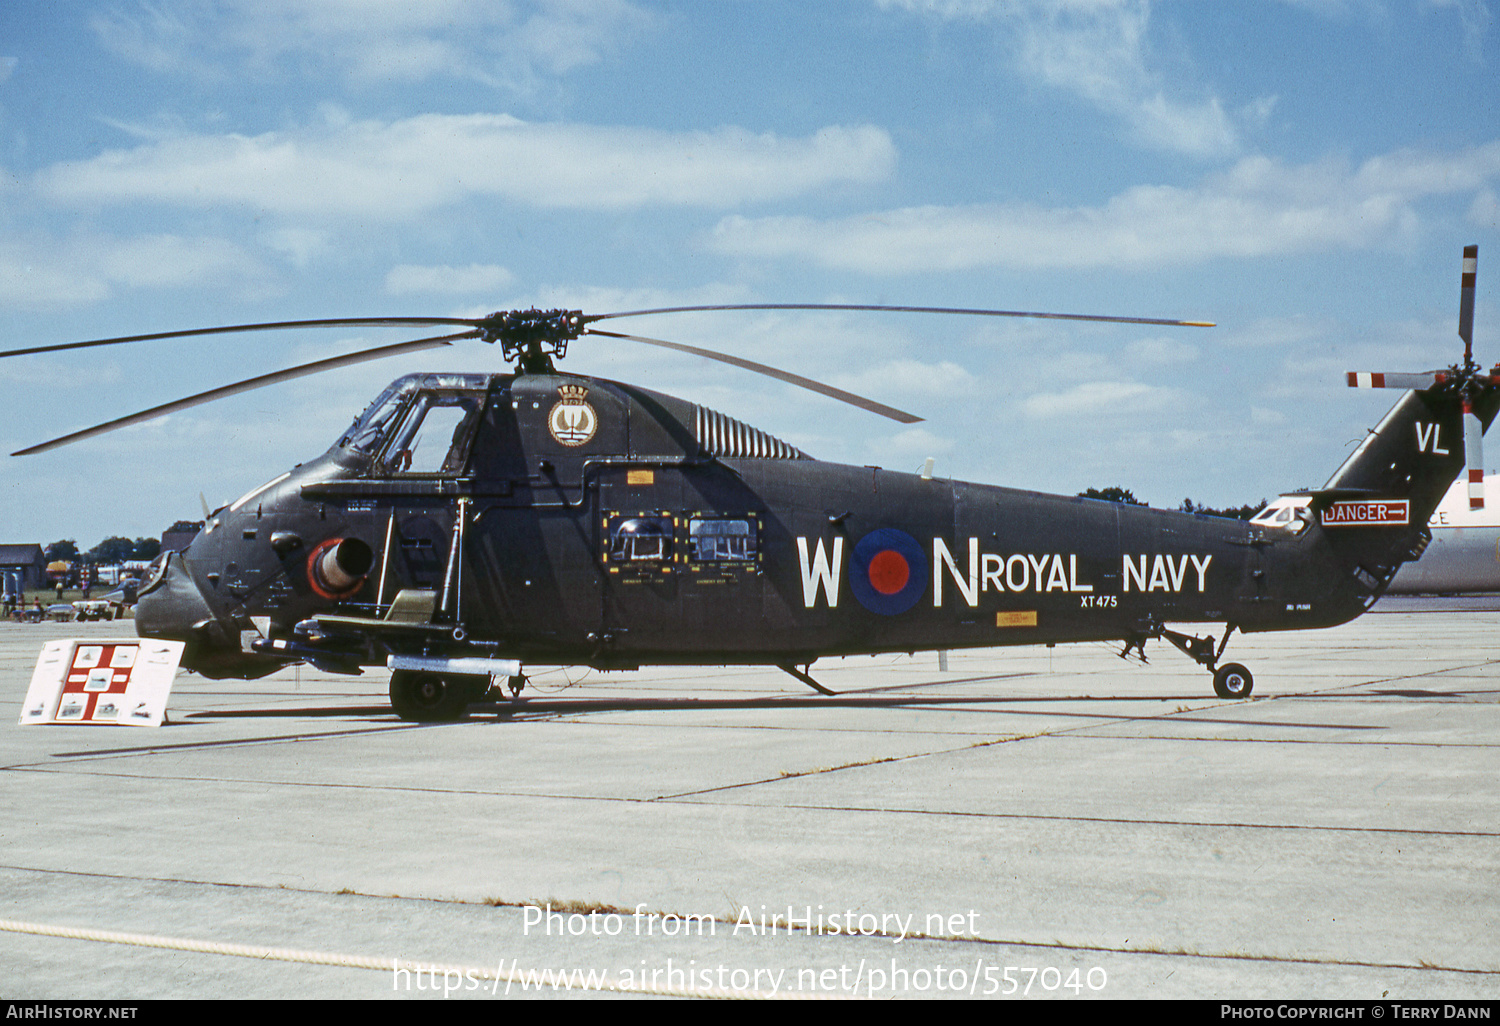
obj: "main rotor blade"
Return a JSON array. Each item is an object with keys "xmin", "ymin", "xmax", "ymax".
[
  {"xmin": 12, "ymin": 331, "xmax": 474, "ymax": 456},
  {"xmin": 0, "ymin": 317, "xmax": 482, "ymax": 361},
  {"xmin": 589, "ymin": 303, "xmax": 1215, "ymax": 329},
  {"xmin": 585, "ymin": 328, "xmax": 922, "ymax": 424}
]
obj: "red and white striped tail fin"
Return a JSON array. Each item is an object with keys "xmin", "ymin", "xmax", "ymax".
[{"xmin": 1346, "ymin": 372, "xmax": 1443, "ymax": 389}]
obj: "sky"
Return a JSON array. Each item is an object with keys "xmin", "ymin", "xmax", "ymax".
[{"xmin": 1, "ymin": 0, "xmax": 1497, "ymax": 549}]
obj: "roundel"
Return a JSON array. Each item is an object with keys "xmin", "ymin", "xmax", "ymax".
[{"xmin": 850, "ymin": 528, "xmax": 927, "ymax": 615}]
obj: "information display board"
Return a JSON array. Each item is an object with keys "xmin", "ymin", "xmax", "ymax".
[{"xmin": 18, "ymin": 639, "xmax": 186, "ymax": 727}]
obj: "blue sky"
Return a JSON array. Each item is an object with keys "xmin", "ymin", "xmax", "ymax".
[{"xmin": 1, "ymin": 0, "xmax": 1496, "ymax": 548}]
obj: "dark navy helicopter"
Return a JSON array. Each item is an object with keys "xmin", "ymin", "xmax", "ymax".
[{"xmin": 8, "ymin": 247, "xmax": 1492, "ymax": 720}]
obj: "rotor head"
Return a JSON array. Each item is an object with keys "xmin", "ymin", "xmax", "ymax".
[{"xmin": 474, "ymin": 308, "xmax": 584, "ymax": 372}]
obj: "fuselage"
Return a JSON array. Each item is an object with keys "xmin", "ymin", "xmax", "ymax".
[{"xmin": 130, "ymin": 371, "xmax": 1405, "ymax": 677}]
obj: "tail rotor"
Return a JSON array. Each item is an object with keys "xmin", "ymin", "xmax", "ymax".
[
  {"xmin": 1460, "ymin": 246, "xmax": 1484, "ymax": 509},
  {"xmin": 1346, "ymin": 245, "xmax": 1494, "ymax": 509}
]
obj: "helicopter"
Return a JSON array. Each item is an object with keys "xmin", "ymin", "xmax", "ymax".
[{"xmin": 7, "ymin": 247, "xmax": 1491, "ymax": 721}]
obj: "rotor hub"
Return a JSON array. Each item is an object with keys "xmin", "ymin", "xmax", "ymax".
[{"xmin": 475, "ymin": 309, "xmax": 584, "ymax": 372}]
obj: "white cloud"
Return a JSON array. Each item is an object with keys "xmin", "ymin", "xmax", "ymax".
[
  {"xmin": 88, "ymin": 0, "xmax": 655, "ymax": 88},
  {"xmin": 1127, "ymin": 336, "xmax": 1198, "ymax": 364},
  {"xmin": 261, "ymin": 228, "xmax": 332, "ymax": 268},
  {"xmin": 1271, "ymin": 0, "xmax": 1387, "ymax": 18},
  {"xmin": 385, "ymin": 263, "xmax": 516, "ymax": 296},
  {"xmin": 710, "ymin": 142, "xmax": 1500, "ymax": 272},
  {"xmin": 877, "ymin": 0, "xmax": 1257, "ymax": 158},
  {"xmin": 1020, "ymin": 379, "xmax": 1181, "ymax": 418},
  {"xmin": 869, "ymin": 426, "xmax": 958, "ymax": 468},
  {"xmin": 0, "ymin": 234, "xmax": 269, "ymax": 310},
  {"xmin": 833, "ymin": 359, "xmax": 978, "ymax": 399},
  {"xmin": 35, "ymin": 115, "xmax": 896, "ymax": 218}
]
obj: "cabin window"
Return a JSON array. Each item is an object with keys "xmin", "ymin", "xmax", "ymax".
[
  {"xmin": 380, "ymin": 393, "xmax": 485, "ymax": 475},
  {"xmin": 688, "ymin": 518, "xmax": 757, "ymax": 562},
  {"xmin": 609, "ymin": 517, "xmax": 674, "ymax": 563}
]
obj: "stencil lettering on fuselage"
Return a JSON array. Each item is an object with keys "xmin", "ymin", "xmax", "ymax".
[
  {"xmin": 796, "ymin": 535, "xmax": 1108, "ymax": 610},
  {"xmin": 1121, "ymin": 554, "xmax": 1213, "ymax": 592},
  {"xmin": 797, "ymin": 537, "xmax": 843, "ymax": 608},
  {"xmin": 1416, "ymin": 421, "xmax": 1449, "ymax": 455}
]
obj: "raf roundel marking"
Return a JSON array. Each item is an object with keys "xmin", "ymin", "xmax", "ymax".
[
  {"xmin": 850, "ymin": 528, "xmax": 927, "ymax": 615},
  {"xmin": 548, "ymin": 383, "xmax": 598, "ymax": 447}
]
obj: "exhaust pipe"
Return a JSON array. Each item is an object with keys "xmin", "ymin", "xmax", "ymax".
[{"xmin": 309, "ymin": 537, "xmax": 374, "ymax": 597}]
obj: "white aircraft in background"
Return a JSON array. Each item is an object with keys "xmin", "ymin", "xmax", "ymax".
[{"xmin": 1251, "ymin": 473, "xmax": 1500, "ymax": 594}]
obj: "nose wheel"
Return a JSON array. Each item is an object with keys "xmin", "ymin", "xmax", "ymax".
[{"xmin": 1212, "ymin": 662, "xmax": 1254, "ymax": 699}]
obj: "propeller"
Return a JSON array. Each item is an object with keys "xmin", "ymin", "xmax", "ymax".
[
  {"xmin": 8, "ymin": 302, "xmax": 1214, "ymax": 456},
  {"xmin": 1347, "ymin": 246, "xmax": 1492, "ymax": 508}
]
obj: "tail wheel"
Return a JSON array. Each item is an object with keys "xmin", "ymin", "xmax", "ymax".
[
  {"xmin": 389, "ymin": 670, "xmax": 487, "ymax": 722},
  {"xmin": 1213, "ymin": 662, "xmax": 1254, "ymax": 699}
]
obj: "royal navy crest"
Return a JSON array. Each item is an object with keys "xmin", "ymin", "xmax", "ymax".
[{"xmin": 547, "ymin": 383, "xmax": 598, "ymax": 447}]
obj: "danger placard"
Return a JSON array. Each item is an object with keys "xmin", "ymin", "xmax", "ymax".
[
  {"xmin": 18, "ymin": 639, "xmax": 185, "ymax": 727},
  {"xmin": 1320, "ymin": 500, "xmax": 1410, "ymax": 527}
]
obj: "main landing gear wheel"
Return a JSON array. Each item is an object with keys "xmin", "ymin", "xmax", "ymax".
[
  {"xmin": 1213, "ymin": 662, "xmax": 1254, "ymax": 699},
  {"xmin": 389, "ymin": 670, "xmax": 487, "ymax": 722}
]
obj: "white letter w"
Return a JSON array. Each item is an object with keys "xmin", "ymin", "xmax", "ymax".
[{"xmin": 797, "ymin": 537, "xmax": 843, "ymax": 607}]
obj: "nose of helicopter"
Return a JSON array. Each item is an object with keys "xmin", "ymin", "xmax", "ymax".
[{"xmin": 134, "ymin": 550, "xmax": 253, "ymax": 675}]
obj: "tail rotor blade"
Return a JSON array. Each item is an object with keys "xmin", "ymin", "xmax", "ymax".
[
  {"xmin": 1347, "ymin": 372, "xmax": 1442, "ymax": 389},
  {"xmin": 1460, "ymin": 244, "xmax": 1478, "ymax": 357},
  {"xmin": 1465, "ymin": 400, "xmax": 1485, "ymax": 510}
]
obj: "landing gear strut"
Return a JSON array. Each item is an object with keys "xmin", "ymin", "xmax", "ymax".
[{"xmin": 1159, "ymin": 625, "xmax": 1254, "ymax": 699}]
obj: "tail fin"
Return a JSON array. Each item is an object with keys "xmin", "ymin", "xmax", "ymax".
[{"xmin": 1316, "ymin": 381, "xmax": 1500, "ymax": 589}]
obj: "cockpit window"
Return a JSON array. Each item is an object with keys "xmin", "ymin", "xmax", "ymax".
[
  {"xmin": 1252, "ymin": 499, "xmax": 1310, "ymax": 532},
  {"xmin": 339, "ymin": 374, "xmax": 492, "ymax": 459},
  {"xmin": 341, "ymin": 380, "xmax": 417, "ymax": 455},
  {"xmin": 379, "ymin": 392, "xmax": 485, "ymax": 475}
]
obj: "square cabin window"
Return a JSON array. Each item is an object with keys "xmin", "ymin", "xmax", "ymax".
[
  {"xmin": 689, "ymin": 518, "xmax": 756, "ymax": 562},
  {"xmin": 609, "ymin": 517, "xmax": 675, "ymax": 563}
]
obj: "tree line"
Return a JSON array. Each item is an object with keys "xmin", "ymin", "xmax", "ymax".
[
  {"xmin": 1079, "ymin": 487, "xmax": 1266, "ymax": 520},
  {"xmin": 42, "ymin": 521, "xmax": 202, "ymax": 566},
  {"xmin": 45, "ymin": 537, "xmax": 162, "ymax": 565}
]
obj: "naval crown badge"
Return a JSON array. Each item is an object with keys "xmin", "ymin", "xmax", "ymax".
[{"xmin": 548, "ymin": 383, "xmax": 598, "ymax": 447}]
